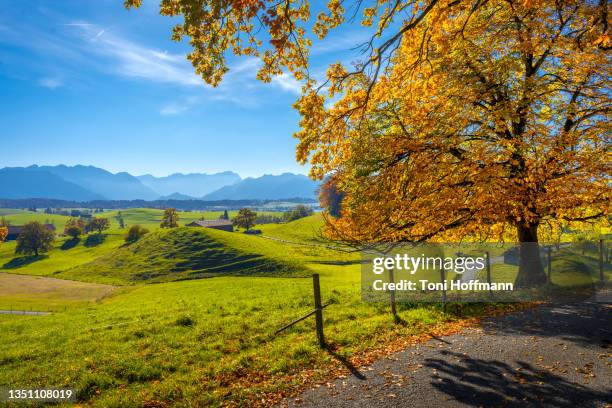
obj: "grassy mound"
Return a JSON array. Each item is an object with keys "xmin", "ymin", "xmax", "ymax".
[
  {"xmin": 259, "ymin": 214, "xmax": 327, "ymax": 244},
  {"xmin": 59, "ymin": 227, "xmax": 303, "ymax": 284}
]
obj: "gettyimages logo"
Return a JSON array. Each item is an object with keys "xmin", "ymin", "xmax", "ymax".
[
  {"xmin": 372, "ymin": 253, "xmax": 486, "ymax": 275},
  {"xmin": 361, "ymin": 242, "xmax": 605, "ymax": 303}
]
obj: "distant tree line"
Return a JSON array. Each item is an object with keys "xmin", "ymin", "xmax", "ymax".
[{"xmin": 0, "ymin": 198, "xmax": 317, "ymax": 211}]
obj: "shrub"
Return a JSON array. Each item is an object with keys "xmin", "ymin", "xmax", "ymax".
[
  {"xmin": 175, "ymin": 315, "xmax": 196, "ymax": 327},
  {"xmin": 284, "ymin": 204, "xmax": 314, "ymax": 222},
  {"xmin": 15, "ymin": 221, "xmax": 54, "ymax": 256},
  {"xmin": 125, "ymin": 225, "xmax": 149, "ymax": 243}
]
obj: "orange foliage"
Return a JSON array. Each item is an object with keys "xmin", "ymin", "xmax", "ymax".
[{"xmin": 294, "ymin": 1, "xmax": 610, "ymax": 246}]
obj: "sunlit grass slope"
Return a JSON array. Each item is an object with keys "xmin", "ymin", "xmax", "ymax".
[
  {"xmin": 0, "ymin": 265, "xmax": 503, "ymax": 407},
  {"xmin": 0, "ymin": 208, "xmax": 70, "ymax": 228},
  {"xmin": 259, "ymin": 213, "xmax": 328, "ymax": 244},
  {"xmin": 0, "ymin": 234, "xmax": 125, "ymax": 277},
  {"xmin": 58, "ymin": 227, "xmax": 305, "ymax": 285}
]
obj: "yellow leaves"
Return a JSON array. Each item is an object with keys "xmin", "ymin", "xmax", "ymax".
[
  {"xmin": 295, "ymin": 1, "xmax": 611, "ymax": 244},
  {"xmin": 594, "ymin": 34, "xmax": 611, "ymax": 48},
  {"xmin": 361, "ymin": 7, "xmax": 377, "ymax": 27},
  {"xmin": 123, "ymin": 0, "xmax": 142, "ymax": 9},
  {"xmin": 0, "ymin": 226, "xmax": 6, "ymax": 243},
  {"xmin": 313, "ymin": 0, "xmax": 345, "ymax": 39}
]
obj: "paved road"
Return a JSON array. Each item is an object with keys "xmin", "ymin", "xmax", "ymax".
[{"xmin": 285, "ymin": 302, "xmax": 612, "ymax": 408}]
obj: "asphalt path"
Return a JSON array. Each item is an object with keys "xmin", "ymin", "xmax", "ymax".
[{"xmin": 285, "ymin": 301, "xmax": 612, "ymax": 408}]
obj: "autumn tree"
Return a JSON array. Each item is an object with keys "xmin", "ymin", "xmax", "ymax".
[
  {"xmin": 233, "ymin": 208, "xmax": 257, "ymax": 231},
  {"xmin": 295, "ymin": 2, "xmax": 610, "ymax": 287},
  {"xmin": 0, "ymin": 217, "xmax": 8, "ymax": 244},
  {"xmin": 319, "ymin": 177, "xmax": 344, "ymax": 218},
  {"xmin": 16, "ymin": 221, "xmax": 54, "ymax": 257},
  {"xmin": 160, "ymin": 208, "xmax": 179, "ymax": 228},
  {"xmin": 129, "ymin": 0, "xmax": 610, "ymax": 287},
  {"xmin": 88, "ymin": 217, "xmax": 110, "ymax": 234},
  {"xmin": 126, "ymin": 0, "xmax": 609, "ymax": 87},
  {"xmin": 0, "ymin": 226, "xmax": 7, "ymax": 244},
  {"xmin": 64, "ymin": 217, "xmax": 85, "ymax": 239}
]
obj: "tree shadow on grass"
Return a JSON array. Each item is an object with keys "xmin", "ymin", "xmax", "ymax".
[
  {"xmin": 61, "ymin": 238, "xmax": 80, "ymax": 250},
  {"xmin": 84, "ymin": 234, "xmax": 106, "ymax": 247},
  {"xmin": 2, "ymin": 255, "xmax": 48, "ymax": 269},
  {"xmin": 425, "ymin": 350, "xmax": 610, "ymax": 407}
]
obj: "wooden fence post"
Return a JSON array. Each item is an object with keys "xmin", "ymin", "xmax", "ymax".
[
  {"xmin": 312, "ymin": 274, "xmax": 325, "ymax": 347},
  {"xmin": 440, "ymin": 267, "xmax": 447, "ymax": 313},
  {"xmin": 389, "ymin": 268, "xmax": 397, "ymax": 319},
  {"xmin": 547, "ymin": 247, "xmax": 552, "ymax": 284},
  {"xmin": 485, "ymin": 251, "xmax": 493, "ymax": 300},
  {"xmin": 600, "ymin": 239, "xmax": 605, "ymax": 287}
]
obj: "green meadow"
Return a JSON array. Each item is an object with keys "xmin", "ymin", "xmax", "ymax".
[{"xmin": 0, "ymin": 208, "xmax": 606, "ymax": 406}]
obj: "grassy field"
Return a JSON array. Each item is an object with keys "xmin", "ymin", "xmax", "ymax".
[
  {"xmin": 0, "ymin": 208, "xmax": 71, "ymax": 229},
  {"xmin": 0, "ymin": 234, "xmax": 125, "ymax": 278},
  {"xmin": 0, "ymin": 273, "xmax": 114, "ymax": 310},
  {"xmin": 0, "ymin": 208, "xmax": 283, "ymax": 234},
  {"xmin": 0, "ymin": 209, "xmax": 607, "ymax": 406},
  {"xmin": 0, "ymin": 211, "xmax": 494, "ymax": 407}
]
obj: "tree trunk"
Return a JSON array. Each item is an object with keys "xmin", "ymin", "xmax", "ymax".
[{"xmin": 514, "ymin": 223, "xmax": 548, "ymax": 288}]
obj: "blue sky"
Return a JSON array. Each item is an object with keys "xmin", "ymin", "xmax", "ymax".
[{"xmin": 0, "ymin": 0, "xmax": 367, "ymax": 177}]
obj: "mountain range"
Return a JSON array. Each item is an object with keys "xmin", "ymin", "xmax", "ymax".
[
  {"xmin": 203, "ymin": 173, "xmax": 319, "ymax": 200},
  {"xmin": 138, "ymin": 171, "xmax": 241, "ymax": 197},
  {"xmin": 0, "ymin": 165, "xmax": 319, "ymax": 201}
]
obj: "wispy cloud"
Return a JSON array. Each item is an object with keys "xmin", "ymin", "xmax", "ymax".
[
  {"xmin": 38, "ymin": 77, "xmax": 63, "ymax": 89},
  {"xmin": 70, "ymin": 21, "xmax": 202, "ymax": 87},
  {"xmin": 160, "ymin": 103, "xmax": 189, "ymax": 116},
  {"xmin": 159, "ymin": 96, "xmax": 200, "ymax": 116},
  {"xmin": 2, "ymin": 15, "xmax": 305, "ymax": 108},
  {"xmin": 271, "ymin": 73, "xmax": 302, "ymax": 94}
]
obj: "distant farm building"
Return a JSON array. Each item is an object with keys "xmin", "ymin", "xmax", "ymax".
[
  {"xmin": 6, "ymin": 224, "xmax": 56, "ymax": 241},
  {"xmin": 186, "ymin": 220, "xmax": 234, "ymax": 232}
]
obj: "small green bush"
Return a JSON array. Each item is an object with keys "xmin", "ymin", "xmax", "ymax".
[{"xmin": 125, "ymin": 225, "xmax": 149, "ymax": 243}]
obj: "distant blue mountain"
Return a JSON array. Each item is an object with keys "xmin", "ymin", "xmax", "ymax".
[
  {"xmin": 203, "ymin": 173, "xmax": 319, "ymax": 200},
  {"xmin": 0, "ymin": 166, "xmax": 316, "ymax": 202},
  {"xmin": 138, "ymin": 171, "xmax": 241, "ymax": 197},
  {"xmin": 158, "ymin": 192, "xmax": 197, "ymax": 200},
  {"xmin": 33, "ymin": 165, "xmax": 159, "ymax": 200},
  {"xmin": 0, "ymin": 167, "xmax": 103, "ymax": 201}
]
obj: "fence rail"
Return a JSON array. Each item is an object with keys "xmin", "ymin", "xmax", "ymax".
[{"xmin": 275, "ymin": 274, "xmax": 330, "ymax": 347}]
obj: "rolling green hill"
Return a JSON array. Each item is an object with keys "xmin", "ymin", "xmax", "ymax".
[
  {"xmin": 0, "ymin": 210, "xmax": 309, "ymax": 283},
  {"xmin": 259, "ymin": 213, "xmax": 328, "ymax": 244},
  {"xmin": 58, "ymin": 227, "xmax": 305, "ymax": 284}
]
